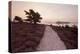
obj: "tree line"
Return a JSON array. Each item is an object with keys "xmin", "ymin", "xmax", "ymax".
[{"xmin": 13, "ymin": 9, "xmax": 42, "ymax": 24}]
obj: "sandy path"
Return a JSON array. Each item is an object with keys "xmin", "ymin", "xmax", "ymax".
[{"xmin": 36, "ymin": 26, "xmax": 66, "ymax": 51}]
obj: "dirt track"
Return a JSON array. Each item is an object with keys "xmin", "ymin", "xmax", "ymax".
[{"xmin": 37, "ymin": 26, "xmax": 66, "ymax": 51}]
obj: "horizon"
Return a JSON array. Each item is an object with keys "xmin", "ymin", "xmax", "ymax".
[{"xmin": 10, "ymin": 1, "xmax": 78, "ymax": 25}]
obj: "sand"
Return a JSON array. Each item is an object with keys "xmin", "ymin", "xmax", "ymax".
[{"xmin": 37, "ymin": 26, "xmax": 66, "ymax": 51}]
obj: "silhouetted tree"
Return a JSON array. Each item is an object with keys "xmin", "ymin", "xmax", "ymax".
[
  {"xmin": 24, "ymin": 9, "xmax": 42, "ymax": 24},
  {"xmin": 65, "ymin": 25, "xmax": 69, "ymax": 28},
  {"xmin": 72, "ymin": 25, "xmax": 77, "ymax": 29},
  {"xmin": 72, "ymin": 25, "xmax": 78, "ymax": 34},
  {"xmin": 13, "ymin": 16, "xmax": 23, "ymax": 22}
]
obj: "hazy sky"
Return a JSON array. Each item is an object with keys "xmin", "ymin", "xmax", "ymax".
[{"xmin": 11, "ymin": 1, "xmax": 78, "ymax": 24}]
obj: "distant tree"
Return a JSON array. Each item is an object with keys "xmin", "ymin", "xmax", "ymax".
[
  {"xmin": 65, "ymin": 25, "xmax": 69, "ymax": 28},
  {"xmin": 13, "ymin": 16, "xmax": 23, "ymax": 22},
  {"xmin": 50, "ymin": 24, "xmax": 53, "ymax": 27},
  {"xmin": 72, "ymin": 25, "xmax": 77, "ymax": 29},
  {"xmin": 72, "ymin": 25, "xmax": 78, "ymax": 34},
  {"xmin": 24, "ymin": 9, "xmax": 42, "ymax": 24}
]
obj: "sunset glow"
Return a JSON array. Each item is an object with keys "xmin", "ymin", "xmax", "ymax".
[{"xmin": 11, "ymin": 1, "xmax": 78, "ymax": 24}]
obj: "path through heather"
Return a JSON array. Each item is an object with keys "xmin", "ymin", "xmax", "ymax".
[{"xmin": 36, "ymin": 26, "xmax": 66, "ymax": 51}]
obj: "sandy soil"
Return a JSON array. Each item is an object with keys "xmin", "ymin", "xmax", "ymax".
[{"xmin": 37, "ymin": 26, "xmax": 66, "ymax": 51}]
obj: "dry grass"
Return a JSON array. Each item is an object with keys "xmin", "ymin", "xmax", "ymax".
[
  {"xmin": 10, "ymin": 22, "xmax": 45, "ymax": 53},
  {"xmin": 51, "ymin": 25, "xmax": 78, "ymax": 49}
]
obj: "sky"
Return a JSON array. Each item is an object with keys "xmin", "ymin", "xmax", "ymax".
[{"xmin": 11, "ymin": 1, "xmax": 78, "ymax": 24}]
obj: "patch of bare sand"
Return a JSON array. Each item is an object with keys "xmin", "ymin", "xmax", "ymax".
[{"xmin": 37, "ymin": 26, "xmax": 66, "ymax": 51}]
